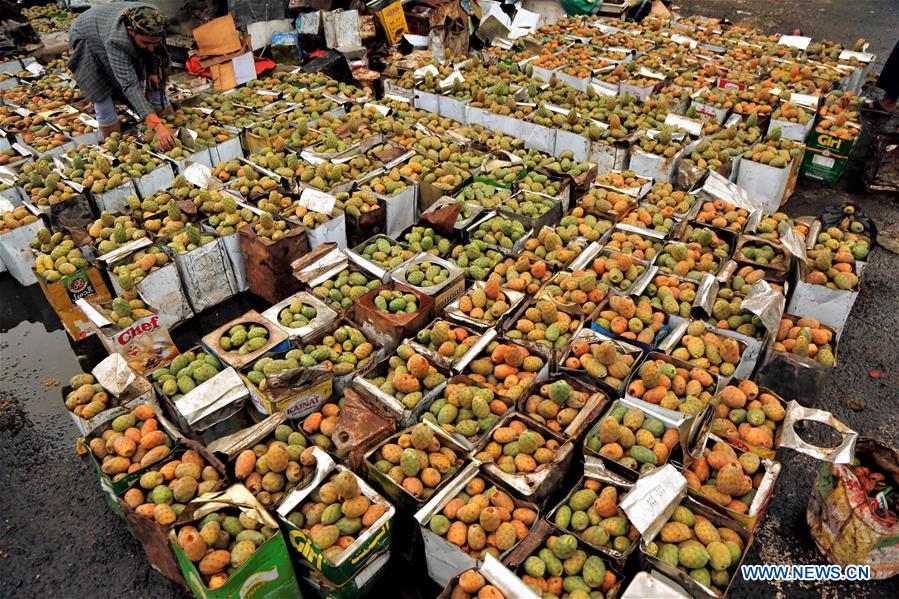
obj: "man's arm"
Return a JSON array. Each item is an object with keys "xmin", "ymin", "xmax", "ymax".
[{"xmin": 105, "ymin": 38, "xmax": 155, "ymax": 119}]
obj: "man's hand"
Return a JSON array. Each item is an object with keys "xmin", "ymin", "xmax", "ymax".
[{"xmin": 153, "ymin": 122, "xmax": 176, "ymax": 151}]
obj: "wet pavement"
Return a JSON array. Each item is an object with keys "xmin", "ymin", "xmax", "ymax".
[{"xmin": 2, "ymin": 5, "xmax": 899, "ymax": 598}]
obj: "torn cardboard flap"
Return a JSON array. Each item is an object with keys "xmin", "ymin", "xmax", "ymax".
[
  {"xmin": 692, "ymin": 273, "xmax": 720, "ymax": 319},
  {"xmin": 777, "ymin": 35, "xmax": 811, "ymax": 51},
  {"xmin": 97, "ymin": 237, "xmax": 153, "ymax": 266},
  {"xmin": 174, "ymin": 367, "xmax": 248, "ymax": 430},
  {"xmin": 620, "ymin": 464, "xmax": 687, "ymax": 539},
  {"xmin": 183, "ymin": 162, "xmax": 223, "ymax": 191},
  {"xmin": 778, "ymin": 220, "xmax": 807, "ymax": 260},
  {"xmin": 741, "ymin": 280, "xmax": 785, "ymax": 337},
  {"xmin": 780, "ymin": 400, "xmax": 858, "ymax": 463},
  {"xmin": 583, "ymin": 455, "xmax": 637, "ymax": 488},
  {"xmin": 438, "ymin": 70, "xmax": 464, "ymax": 90},
  {"xmin": 264, "ymin": 364, "xmax": 332, "ymax": 403},
  {"xmin": 413, "ymin": 64, "xmax": 439, "ymax": 80},
  {"xmin": 291, "ymin": 243, "xmax": 348, "ymax": 286},
  {"xmin": 700, "ymin": 170, "xmax": 762, "ymax": 212},
  {"xmin": 184, "ymin": 484, "xmax": 279, "ymax": 529},
  {"xmin": 91, "ymin": 353, "xmax": 137, "ymax": 397},
  {"xmin": 480, "ymin": 553, "xmax": 541, "ymax": 598},
  {"xmin": 207, "ymin": 412, "xmax": 286, "ymax": 457},
  {"xmin": 664, "ymin": 113, "xmax": 704, "ymax": 137}
]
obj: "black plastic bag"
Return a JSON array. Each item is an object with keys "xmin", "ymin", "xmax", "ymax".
[{"xmin": 817, "ymin": 201, "xmax": 877, "ymax": 245}]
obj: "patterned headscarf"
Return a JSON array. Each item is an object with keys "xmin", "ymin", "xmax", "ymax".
[{"xmin": 123, "ymin": 6, "xmax": 167, "ymax": 37}]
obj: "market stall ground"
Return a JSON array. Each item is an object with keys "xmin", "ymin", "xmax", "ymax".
[{"xmin": 0, "ymin": 182, "xmax": 896, "ymax": 599}]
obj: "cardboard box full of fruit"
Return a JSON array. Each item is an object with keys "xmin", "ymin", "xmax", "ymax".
[
  {"xmin": 63, "ymin": 353, "xmax": 155, "ymax": 436},
  {"xmin": 277, "ymin": 447, "xmax": 395, "ymax": 586},
  {"xmin": 436, "ymin": 554, "xmax": 539, "ymax": 599},
  {"xmin": 202, "ymin": 309, "xmax": 289, "ymax": 369},
  {"xmin": 502, "ymin": 518, "xmax": 625, "ymax": 598},
  {"xmin": 584, "ymin": 398, "xmax": 704, "ymax": 479},
  {"xmin": 640, "ymin": 495, "xmax": 752, "ymax": 599},
  {"xmin": 353, "ymin": 281, "xmax": 435, "ymax": 351},
  {"xmin": 170, "ymin": 484, "xmax": 300, "ymax": 598},
  {"xmin": 78, "ymin": 297, "xmax": 179, "ymax": 375},
  {"xmin": 517, "ymin": 375, "xmax": 610, "ymax": 442},
  {"xmin": 559, "ymin": 328, "xmax": 643, "ymax": 399},
  {"xmin": 151, "ymin": 346, "xmax": 252, "ymax": 444},
  {"xmin": 414, "ymin": 461, "xmax": 541, "ymax": 588},
  {"xmin": 353, "ymin": 344, "xmax": 450, "ymax": 427},
  {"xmin": 472, "ymin": 412, "xmax": 576, "ymax": 503},
  {"xmin": 545, "ymin": 456, "xmax": 641, "ymax": 569},
  {"xmin": 363, "ymin": 420, "xmax": 470, "ymax": 512},
  {"xmin": 390, "ymin": 253, "xmax": 466, "ymax": 312},
  {"xmin": 684, "ymin": 433, "xmax": 782, "ymax": 531},
  {"xmin": 261, "ymin": 290, "xmax": 339, "ymax": 342},
  {"xmin": 99, "ymin": 237, "xmax": 194, "ymax": 329}
]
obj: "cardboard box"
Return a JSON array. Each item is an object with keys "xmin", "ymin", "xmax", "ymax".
[
  {"xmin": 202, "ymin": 309, "xmax": 290, "ymax": 370},
  {"xmin": 364, "ymin": 420, "xmax": 469, "ymax": 512},
  {"xmin": 133, "ymin": 162, "xmax": 177, "ymax": 200},
  {"xmin": 301, "ymin": 211, "xmax": 347, "ymax": 250},
  {"xmin": 736, "ymin": 151, "xmax": 804, "ymax": 213},
  {"xmin": 84, "ymin": 402, "xmax": 185, "ymax": 496},
  {"xmin": 78, "ymin": 298, "xmax": 179, "ymax": 376},
  {"xmin": 296, "ymin": 551, "xmax": 391, "ymax": 599},
  {"xmin": 170, "ymin": 485, "xmax": 301, "ymax": 598},
  {"xmin": 368, "ymin": 0, "xmax": 408, "ymax": 45},
  {"xmin": 414, "ymin": 462, "xmax": 541, "ymax": 587},
  {"xmin": 62, "ymin": 353, "xmax": 156, "ymax": 436},
  {"xmin": 474, "ymin": 412, "xmax": 575, "ymax": 503},
  {"xmin": 584, "ymin": 398, "xmax": 697, "ymax": 480},
  {"xmin": 629, "ymin": 137, "xmax": 690, "ymax": 184},
  {"xmin": 100, "ymin": 239, "xmax": 194, "ymax": 330},
  {"xmin": 390, "ymin": 254, "xmax": 465, "ymax": 313},
  {"xmin": 352, "ymin": 352, "xmax": 449, "ymax": 427},
  {"xmin": 200, "ymin": 218, "xmax": 248, "ymax": 293},
  {"xmin": 640, "ymin": 496, "xmax": 752, "ymax": 599},
  {"xmin": 154, "ymin": 360, "xmax": 252, "ymax": 445},
  {"xmin": 437, "ymin": 554, "xmax": 539, "ymax": 599},
  {"xmin": 193, "ymin": 15, "xmax": 244, "ymax": 58},
  {"xmin": 278, "ymin": 448, "xmax": 395, "ymax": 586},
  {"xmin": 800, "ymin": 128, "xmax": 857, "ymax": 187},
  {"xmin": 242, "ymin": 358, "xmax": 334, "ymax": 419},
  {"xmin": 544, "ymin": 458, "xmax": 638, "ymax": 570},
  {"xmin": 166, "ymin": 237, "xmax": 239, "ymax": 313},
  {"xmin": 34, "ymin": 264, "xmax": 112, "ymax": 341},
  {"xmin": 260, "ymin": 290, "xmax": 339, "ymax": 342},
  {"xmin": 381, "ymin": 184, "xmax": 418, "ymax": 238},
  {"xmin": 115, "ymin": 439, "xmax": 227, "ymax": 591},
  {"xmin": 90, "ymin": 179, "xmax": 138, "ymax": 214},
  {"xmin": 786, "ymin": 273, "xmax": 859, "ymax": 332},
  {"xmin": 0, "ymin": 208, "xmax": 43, "ymax": 285},
  {"xmin": 238, "ymin": 221, "xmax": 308, "ymax": 304},
  {"xmin": 346, "ymin": 233, "xmax": 414, "ymax": 282}
]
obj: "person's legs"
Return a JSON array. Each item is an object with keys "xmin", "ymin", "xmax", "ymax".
[
  {"xmin": 875, "ymin": 40, "xmax": 899, "ymax": 112},
  {"xmin": 93, "ymin": 97, "xmax": 121, "ymax": 137},
  {"xmin": 146, "ymin": 89, "xmax": 174, "ymax": 117}
]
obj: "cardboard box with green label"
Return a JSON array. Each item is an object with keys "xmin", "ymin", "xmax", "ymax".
[{"xmin": 800, "ymin": 129, "xmax": 858, "ymax": 186}]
